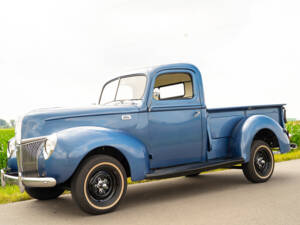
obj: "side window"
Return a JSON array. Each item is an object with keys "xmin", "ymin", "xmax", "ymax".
[{"xmin": 153, "ymin": 73, "xmax": 194, "ymax": 100}]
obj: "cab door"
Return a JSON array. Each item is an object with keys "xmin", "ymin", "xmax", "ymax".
[{"xmin": 147, "ymin": 69, "xmax": 205, "ymax": 169}]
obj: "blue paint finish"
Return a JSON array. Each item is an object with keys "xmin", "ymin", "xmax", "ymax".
[
  {"xmin": 21, "ymin": 105, "xmax": 141, "ymax": 139},
  {"xmin": 246, "ymin": 108, "xmax": 281, "ymax": 124},
  {"xmin": 145, "ymin": 64, "xmax": 206, "ymax": 107},
  {"xmin": 208, "ymin": 138, "xmax": 231, "ymax": 160},
  {"xmin": 45, "ymin": 126, "xmax": 149, "ymax": 182},
  {"xmin": 7, "ymin": 155, "xmax": 17, "ymax": 172},
  {"xmin": 207, "ymin": 104, "xmax": 286, "ymax": 113},
  {"xmin": 147, "ymin": 68, "xmax": 205, "ymax": 168},
  {"xmin": 230, "ymin": 115, "xmax": 290, "ymax": 162},
  {"xmin": 208, "ymin": 114, "xmax": 244, "ymax": 139},
  {"xmin": 6, "ymin": 63, "xmax": 291, "ymax": 184},
  {"xmin": 207, "ymin": 104, "xmax": 288, "ymax": 161},
  {"xmin": 148, "ymin": 109, "xmax": 204, "ymax": 168}
]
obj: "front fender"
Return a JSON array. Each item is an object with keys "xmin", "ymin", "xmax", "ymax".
[
  {"xmin": 230, "ymin": 115, "xmax": 290, "ymax": 162},
  {"xmin": 45, "ymin": 126, "xmax": 150, "ymax": 184}
]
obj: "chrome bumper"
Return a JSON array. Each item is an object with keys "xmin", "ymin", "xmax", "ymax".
[{"xmin": 1, "ymin": 169, "xmax": 56, "ymax": 192}]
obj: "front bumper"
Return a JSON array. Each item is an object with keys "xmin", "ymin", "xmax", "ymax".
[{"xmin": 1, "ymin": 169, "xmax": 56, "ymax": 192}]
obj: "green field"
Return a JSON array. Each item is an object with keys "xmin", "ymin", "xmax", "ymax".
[
  {"xmin": 0, "ymin": 121, "xmax": 299, "ymax": 204},
  {"xmin": 0, "ymin": 129, "xmax": 14, "ymax": 169}
]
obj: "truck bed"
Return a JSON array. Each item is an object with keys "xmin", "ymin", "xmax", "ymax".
[{"xmin": 206, "ymin": 104, "xmax": 285, "ymax": 159}]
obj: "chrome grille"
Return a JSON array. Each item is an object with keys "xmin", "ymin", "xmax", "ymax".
[{"xmin": 20, "ymin": 140, "xmax": 44, "ymax": 177}]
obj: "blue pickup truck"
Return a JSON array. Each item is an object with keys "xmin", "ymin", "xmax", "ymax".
[{"xmin": 1, "ymin": 63, "xmax": 291, "ymax": 214}]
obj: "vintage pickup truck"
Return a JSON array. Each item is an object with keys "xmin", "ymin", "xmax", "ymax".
[{"xmin": 1, "ymin": 63, "xmax": 291, "ymax": 214}]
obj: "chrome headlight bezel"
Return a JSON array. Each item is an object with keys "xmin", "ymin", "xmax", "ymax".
[
  {"xmin": 43, "ymin": 133, "xmax": 57, "ymax": 160},
  {"xmin": 7, "ymin": 137, "xmax": 16, "ymax": 159}
]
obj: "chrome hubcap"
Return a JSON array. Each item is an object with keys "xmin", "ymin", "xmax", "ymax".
[
  {"xmin": 256, "ymin": 157, "xmax": 266, "ymax": 168},
  {"xmin": 88, "ymin": 169, "xmax": 117, "ymax": 201},
  {"xmin": 95, "ymin": 178, "xmax": 110, "ymax": 194},
  {"xmin": 254, "ymin": 147, "xmax": 272, "ymax": 177}
]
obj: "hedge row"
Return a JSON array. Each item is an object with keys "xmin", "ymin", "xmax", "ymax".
[
  {"xmin": 0, "ymin": 129, "xmax": 15, "ymax": 169},
  {"xmin": 286, "ymin": 121, "xmax": 300, "ymax": 147}
]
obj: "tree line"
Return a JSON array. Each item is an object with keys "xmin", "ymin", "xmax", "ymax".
[{"xmin": 0, "ymin": 119, "xmax": 15, "ymax": 128}]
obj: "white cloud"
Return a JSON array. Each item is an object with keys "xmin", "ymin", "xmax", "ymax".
[{"xmin": 0, "ymin": 0, "xmax": 299, "ymax": 121}]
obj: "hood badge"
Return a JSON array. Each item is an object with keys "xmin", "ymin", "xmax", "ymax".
[{"xmin": 122, "ymin": 115, "xmax": 132, "ymax": 120}]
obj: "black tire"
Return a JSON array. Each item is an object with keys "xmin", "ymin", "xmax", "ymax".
[
  {"xmin": 25, "ymin": 186, "xmax": 64, "ymax": 200},
  {"xmin": 186, "ymin": 172, "xmax": 201, "ymax": 177},
  {"xmin": 71, "ymin": 155, "xmax": 127, "ymax": 215},
  {"xmin": 242, "ymin": 140, "xmax": 274, "ymax": 183}
]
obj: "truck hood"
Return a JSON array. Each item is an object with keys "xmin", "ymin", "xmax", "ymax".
[
  {"xmin": 20, "ymin": 105, "xmax": 140, "ymax": 139},
  {"xmin": 26, "ymin": 105, "xmax": 140, "ymax": 121}
]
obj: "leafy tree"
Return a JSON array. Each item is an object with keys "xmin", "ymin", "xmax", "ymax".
[
  {"xmin": 0, "ymin": 119, "xmax": 9, "ymax": 128},
  {"xmin": 10, "ymin": 120, "xmax": 15, "ymax": 128}
]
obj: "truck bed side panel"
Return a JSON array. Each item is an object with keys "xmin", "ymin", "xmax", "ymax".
[{"xmin": 206, "ymin": 105, "xmax": 284, "ymax": 160}]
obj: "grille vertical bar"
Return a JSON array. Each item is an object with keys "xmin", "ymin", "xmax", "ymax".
[{"xmin": 21, "ymin": 140, "xmax": 44, "ymax": 177}]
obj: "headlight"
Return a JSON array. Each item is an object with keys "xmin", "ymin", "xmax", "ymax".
[
  {"xmin": 43, "ymin": 133, "xmax": 57, "ymax": 160},
  {"xmin": 7, "ymin": 138, "xmax": 16, "ymax": 159}
]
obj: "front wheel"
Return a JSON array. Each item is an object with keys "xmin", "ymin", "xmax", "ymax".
[
  {"xmin": 71, "ymin": 155, "xmax": 127, "ymax": 214},
  {"xmin": 242, "ymin": 140, "xmax": 274, "ymax": 183},
  {"xmin": 25, "ymin": 186, "xmax": 65, "ymax": 200},
  {"xmin": 186, "ymin": 172, "xmax": 201, "ymax": 177}
]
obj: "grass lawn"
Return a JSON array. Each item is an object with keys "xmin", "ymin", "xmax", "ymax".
[
  {"xmin": 0, "ymin": 185, "xmax": 30, "ymax": 204},
  {"xmin": 1, "ymin": 148, "xmax": 299, "ymax": 205},
  {"xmin": 274, "ymin": 148, "xmax": 300, "ymax": 162}
]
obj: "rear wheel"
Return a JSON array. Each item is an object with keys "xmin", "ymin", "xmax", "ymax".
[
  {"xmin": 25, "ymin": 186, "xmax": 64, "ymax": 200},
  {"xmin": 71, "ymin": 155, "xmax": 127, "ymax": 214},
  {"xmin": 243, "ymin": 140, "xmax": 274, "ymax": 183}
]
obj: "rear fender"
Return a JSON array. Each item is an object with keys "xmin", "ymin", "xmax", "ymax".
[
  {"xmin": 45, "ymin": 126, "xmax": 150, "ymax": 184},
  {"xmin": 230, "ymin": 115, "xmax": 290, "ymax": 162}
]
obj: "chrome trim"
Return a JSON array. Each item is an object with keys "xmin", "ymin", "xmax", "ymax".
[
  {"xmin": 15, "ymin": 115, "xmax": 24, "ymax": 145},
  {"xmin": 18, "ymin": 172, "xmax": 24, "ymax": 193},
  {"xmin": 1, "ymin": 135, "xmax": 57, "ymax": 192},
  {"xmin": 1, "ymin": 169, "xmax": 56, "ymax": 192},
  {"xmin": 194, "ymin": 111, "xmax": 201, "ymax": 118},
  {"xmin": 16, "ymin": 144, "xmax": 23, "ymax": 173},
  {"xmin": 43, "ymin": 133, "xmax": 57, "ymax": 160},
  {"xmin": 7, "ymin": 137, "xmax": 16, "ymax": 159},
  {"xmin": 0, "ymin": 169, "xmax": 5, "ymax": 186},
  {"xmin": 122, "ymin": 114, "xmax": 132, "ymax": 120},
  {"xmin": 21, "ymin": 136, "xmax": 47, "ymax": 144},
  {"xmin": 18, "ymin": 139, "xmax": 45, "ymax": 177}
]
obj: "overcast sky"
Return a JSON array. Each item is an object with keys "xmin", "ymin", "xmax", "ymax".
[{"xmin": 0, "ymin": 0, "xmax": 299, "ymax": 121}]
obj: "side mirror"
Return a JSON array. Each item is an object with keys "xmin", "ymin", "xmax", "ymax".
[{"xmin": 153, "ymin": 88, "xmax": 160, "ymax": 100}]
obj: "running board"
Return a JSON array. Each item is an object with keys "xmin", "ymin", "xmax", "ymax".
[{"xmin": 146, "ymin": 158, "xmax": 244, "ymax": 180}]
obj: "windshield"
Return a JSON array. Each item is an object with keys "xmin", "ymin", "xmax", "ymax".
[{"xmin": 99, "ymin": 75, "xmax": 147, "ymax": 105}]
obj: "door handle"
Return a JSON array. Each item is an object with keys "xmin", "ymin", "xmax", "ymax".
[{"xmin": 194, "ymin": 111, "xmax": 201, "ymax": 118}]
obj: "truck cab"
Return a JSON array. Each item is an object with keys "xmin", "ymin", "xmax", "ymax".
[{"xmin": 1, "ymin": 63, "xmax": 291, "ymax": 214}]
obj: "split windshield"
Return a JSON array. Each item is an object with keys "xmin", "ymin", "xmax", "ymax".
[{"xmin": 99, "ymin": 75, "xmax": 147, "ymax": 105}]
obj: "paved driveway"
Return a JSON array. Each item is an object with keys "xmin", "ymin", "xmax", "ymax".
[{"xmin": 1, "ymin": 160, "xmax": 300, "ymax": 225}]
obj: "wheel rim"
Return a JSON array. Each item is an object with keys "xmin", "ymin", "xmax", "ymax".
[
  {"xmin": 254, "ymin": 147, "xmax": 272, "ymax": 177},
  {"xmin": 87, "ymin": 166, "xmax": 118, "ymax": 203}
]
